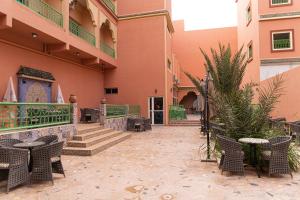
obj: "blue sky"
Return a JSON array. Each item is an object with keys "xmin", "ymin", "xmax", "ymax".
[{"xmin": 172, "ymin": 0, "xmax": 237, "ymax": 30}]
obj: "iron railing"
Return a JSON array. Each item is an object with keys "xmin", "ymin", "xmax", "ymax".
[
  {"xmin": 106, "ymin": 104, "xmax": 140, "ymax": 119},
  {"xmin": 0, "ymin": 103, "xmax": 71, "ymax": 132},
  {"xmin": 273, "ymin": 39, "xmax": 291, "ymax": 49},
  {"xmin": 169, "ymin": 105, "xmax": 186, "ymax": 120},
  {"xmin": 100, "ymin": 42, "xmax": 116, "ymax": 58},
  {"xmin": 16, "ymin": 0, "xmax": 63, "ymax": 27},
  {"xmin": 272, "ymin": 0, "xmax": 289, "ymax": 4},
  {"xmin": 102, "ymin": 0, "xmax": 116, "ymax": 13},
  {"xmin": 106, "ymin": 104, "xmax": 128, "ymax": 118},
  {"xmin": 69, "ymin": 19, "xmax": 96, "ymax": 46},
  {"xmin": 128, "ymin": 105, "xmax": 141, "ymax": 116}
]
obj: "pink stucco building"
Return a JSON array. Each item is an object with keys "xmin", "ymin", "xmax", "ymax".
[{"xmin": 0, "ymin": 0, "xmax": 299, "ymax": 126}]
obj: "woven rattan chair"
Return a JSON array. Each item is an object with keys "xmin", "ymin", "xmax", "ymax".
[
  {"xmin": 216, "ymin": 135, "xmax": 244, "ymax": 175},
  {"xmin": 262, "ymin": 136, "xmax": 292, "ymax": 177},
  {"xmin": 0, "ymin": 147, "xmax": 29, "ymax": 193},
  {"xmin": 143, "ymin": 118, "xmax": 152, "ymax": 131},
  {"xmin": 31, "ymin": 141, "xmax": 65, "ymax": 184},
  {"xmin": 34, "ymin": 135, "xmax": 58, "ymax": 145},
  {"xmin": 0, "ymin": 139, "xmax": 22, "ymax": 148}
]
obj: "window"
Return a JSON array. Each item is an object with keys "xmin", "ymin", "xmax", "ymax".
[
  {"xmin": 105, "ymin": 88, "xmax": 118, "ymax": 94},
  {"xmin": 167, "ymin": 59, "xmax": 172, "ymax": 70},
  {"xmin": 270, "ymin": 0, "xmax": 292, "ymax": 6},
  {"xmin": 271, "ymin": 30, "xmax": 294, "ymax": 51},
  {"xmin": 246, "ymin": 3, "xmax": 252, "ymax": 26},
  {"xmin": 247, "ymin": 41, "xmax": 253, "ymax": 62}
]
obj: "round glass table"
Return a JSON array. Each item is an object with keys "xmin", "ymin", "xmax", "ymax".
[{"xmin": 238, "ymin": 138, "xmax": 269, "ymax": 178}]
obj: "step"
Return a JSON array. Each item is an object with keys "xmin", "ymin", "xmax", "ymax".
[
  {"xmin": 169, "ymin": 124, "xmax": 201, "ymax": 126},
  {"xmin": 73, "ymin": 128, "xmax": 112, "ymax": 141},
  {"xmin": 77, "ymin": 124, "xmax": 104, "ymax": 135},
  {"xmin": 67, "ymin": 131, "xmax": 123, "ymax": 148},
  {"xmin": 63, "ymin": 133, "xmax": 131, "ymax": 156}
]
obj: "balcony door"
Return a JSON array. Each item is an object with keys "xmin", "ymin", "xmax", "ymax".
[{"xmin": 148, "ymin": 97, "xmax": 164, "ymax": 125}]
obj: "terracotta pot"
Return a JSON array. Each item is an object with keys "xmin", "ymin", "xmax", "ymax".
[
  {"xmin": 69, "ymin": 94, "xmax": 77, "ymax": 103},
  {"xmin": 101, "ymin": 98, "xmax": 107, "ymax": 104}
]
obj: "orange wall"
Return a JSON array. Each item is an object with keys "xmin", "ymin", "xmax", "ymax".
[
  {"xmin": 104, "ymin": 16, "xmax": 166, "ymax": 120},
  {"xmin": 117, "ymin": 0, "xmax": 165, "ymax": 15},
  {"xmin": 259, "ymin": 18, "xmax": 300, "ymax": 60},
  {"xmin": 260, "ymin": 66, "xmax": 300, "ymax": 121},
  {"xmin": 237, "ymin": 0, "xmax": 260, "ymax": 84},
  {"xmin": 0, "ymin": 41, "xmax": 104, "ymax": 110},
  {"xmin": 172, "ymin": 20, "xmax": 238, "ymax": 87}
]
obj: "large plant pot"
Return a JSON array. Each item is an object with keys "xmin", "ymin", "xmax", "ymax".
[{"xmin": 69, "ymin": 94, "xmax": 77, "ymax": 103}]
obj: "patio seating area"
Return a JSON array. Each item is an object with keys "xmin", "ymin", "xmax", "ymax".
[
  {"xmin": 0, "ymin": 126, "xmax": 299, "ymax": 199},
  {"xmin": 0, "ymin": 135, "xmax": 65, "ymax": 193}
]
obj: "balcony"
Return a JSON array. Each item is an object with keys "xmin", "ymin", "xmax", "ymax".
[
  {"xmin": 69, "ymin": 19, "xmax": 96, "ymax": 46},
  {"xmin": 273, "ymin": 39, "xmax": 291, "ymax": 50},
  {"xmin": 102, "ymin": 0, "xmax": 116, "ymax": 13},
  {"xmin": 16, "ymin": 0, "xmax": 63, "ymax": 27},
  {"xmin": 101, "ymin": 42, "xmax": 115, "ymax": 58}
]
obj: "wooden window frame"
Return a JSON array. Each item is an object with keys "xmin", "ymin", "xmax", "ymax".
[
  {"xmin": 271, "ymin": 29, "xmax": 294, "ymax": 52},
  {"xmin": 269, "ymin": 0, "xmax": 292, "ymax": 7},
  {"xmin": 247, "ymin": 41, "xmax": 254, "ymax": 62}
]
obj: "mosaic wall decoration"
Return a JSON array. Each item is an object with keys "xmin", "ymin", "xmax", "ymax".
[{"xmin": 18, "ymin": 78, "xmax": 52, "ymax": 103}]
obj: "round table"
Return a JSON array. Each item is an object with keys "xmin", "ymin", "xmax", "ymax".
[
  {"xmin": 14, "ymin": 141, "xmax": 45, "ymax": 172},
  {"xmin": 238, "ymin": 138, "xmax": 269, "ymax": 178}
]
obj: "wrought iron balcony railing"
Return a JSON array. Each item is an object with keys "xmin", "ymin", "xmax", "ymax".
[
  {"xmin": 69, "ymin": 19, "xmax": 96, "ymax": 46},
  {"xmin": 100, "ymin": 42, "xmax": 116, "ymax": 58},
  {"xmin": 102, "ymin": 0, "xmax": 116, "ymax": 13},
  {"xmin": 273, "ymin": 39, "xmax": 291, "ymax": 50},
  {"xmin": 16, "ymin": 0, "xmax": 63, "ymax": 27},
  {"xmin": 0, "ymin": 103, "xmax": 71, "ymax": 132}
]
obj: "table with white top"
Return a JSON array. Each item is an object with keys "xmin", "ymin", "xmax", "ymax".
[{"xmin": 238, "ymin": 138, "xmax": 269, "ymax": 178}]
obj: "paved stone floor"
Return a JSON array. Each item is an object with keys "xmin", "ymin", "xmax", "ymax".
[{"xmin": 0, "ymin": 126, "xmax": 299, "ymax": 200}]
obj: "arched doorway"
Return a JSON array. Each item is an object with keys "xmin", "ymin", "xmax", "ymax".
[
  {"xmin": 69, "ymin": 0, "xmax": 96, "ymax": 46},
  {"xmin": 100, "ymin": 20, "xmax": 115, "ymax": 58},
  {"xmin": 179, "ymin": 91, "xmax": 198, "ymax": 114}
]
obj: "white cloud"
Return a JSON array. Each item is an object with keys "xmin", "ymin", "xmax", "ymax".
[{"xmin": 172, "ymin": 0, "xmax": 237, "ymax": 30}]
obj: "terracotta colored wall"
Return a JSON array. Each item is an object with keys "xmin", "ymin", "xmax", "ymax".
[
  {"xmin": 259, "ymin": 18, "xmax": 300, "ymax": 60},
  {"xmin": 259, "ymin": 0, "xmax": 300, "ymax": 15},
  {"xmin": 260, "ymin": 66, "xmax": 300, "ymax": 121},
  {"xmin": 117, "ymin": 0, "xmax": 165, "ymax": 15},
  {"xmin": 237, "ymin": 0, "xmax": 260, "ymax": 84},
  {"xmin": 0, "ymin": 41, "xmax": 104, "ymax": 110},
  {"xmin": 104, "ymin": 16, "xmax": 166, "ymax": 120},
  {"xmin": 172, "ymin": 20, "xmax": 238, "ymax": 87}
]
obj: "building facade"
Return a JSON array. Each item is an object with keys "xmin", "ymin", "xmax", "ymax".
[
  {"xmin": 237, "ymin": 0, "xmax": 300, "ymax": 120},
  {"xmin": 0, "ymin": 0, "xmax": 299, "ymax": 126}
]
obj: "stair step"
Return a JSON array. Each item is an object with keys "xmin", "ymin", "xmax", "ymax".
[
  {"xmin": 73, "ymin": 128, "xmax": 112, "ymax": 141},
  {"xmin": 67, "ymin": 131, "xmax": 123, "ymax": 148},
  {"xmin": 77, "ymin": 124, "xmax": 104, "ymax": 135},
  {"xmin": 63, "ymin": 133, "xmax": 131, "ymax": 156}
]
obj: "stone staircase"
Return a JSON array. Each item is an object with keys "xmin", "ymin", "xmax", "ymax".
[
  {"xmin": 63, "ymin": 124, "xmax": 131, "ymax": 156},
  {"xmin": 169, "ymin": 120, "xmax": 201, "ymax": 126}
]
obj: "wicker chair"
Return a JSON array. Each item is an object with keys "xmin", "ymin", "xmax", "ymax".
[
  {"xmin": 261, "ymin": 136, "xmax": 292, "ymax": 177},
  {"xmin": 0, "ymin": 147, "xmax": 29, "ymax": 193},
  {"xmin": 34, "ymin": 135, "xmax": 58, "ymax": 145},
  {"xmin": 216, "ymin": 135, "xmax": 244, "ymax": 175},
  {"xmin": 143, "ymin": 118, "xmax": 152, "ymax": 131},
  {"xmin": 0, "ymin": 139, "xmax": 22, "ymax": 148},
  {"xmin": 31, "ymin": 141, "xmax": 65, "ymax": 184}
]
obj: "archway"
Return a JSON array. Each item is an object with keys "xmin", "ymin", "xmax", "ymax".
[
  {"xmin": 69, "ymin": 0, "xmax": 96, "ymax": 45},
  {"xmin": 179, "ymin": 91, "xmax": 198, "ymax": 114},
  {"xmin": 100, "ymin": 20, "xmax": 115, "ymax": 57}
]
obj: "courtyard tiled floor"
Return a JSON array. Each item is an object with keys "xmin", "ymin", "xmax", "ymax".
[{"xmin": 0, "ymin": 126, "xmax": 299, "ymax": 200}]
